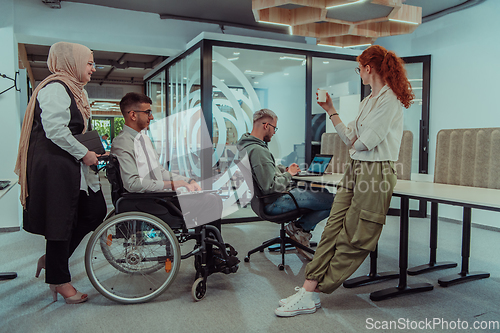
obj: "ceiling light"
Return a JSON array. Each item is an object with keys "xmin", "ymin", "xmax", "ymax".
[
  {"xmin": 344, "ymin": 43, "xmax": 372, "ymax": 49},
  {"xmin": 254, "ymin": 82, "xmax": 259, "ymax": 85},
  {"xmin": 323, "ymin": 61, "xmax": 330, "ymax": 64},
  {"xmin": 228, "ymin": 57, "xmax": 239, "ymax": 61},
  {"xmin": 317, "ymin": 43, "xmax": 343, "ymax": 48},
  {"xmin": 220, "ymin": 79, "xmax": 225, "ymax": 82},
  {"xmin": 326, "ymin": 0, "xmax": 365, "ymax": 9},
  {"xmin": 258, "ymin": 20, "xmax": 289, "ymax": 27},
  {"xmin": 259, "ymin": 20, "xmax": 293, "ymax": 35},
  {"xmin": 389, "ymin": 19, "xmax": 419, "ymax": 25},
  {"xmin": 233, "ymin": 52, "xmax": 240, "ymax": 55},
  {"xmin": 244, "ymin": 70, "xmax": 264, "ymax": 75},
  {"xmin": 280, "ymin": 56, "xmax": 305, "ymax": 61}
]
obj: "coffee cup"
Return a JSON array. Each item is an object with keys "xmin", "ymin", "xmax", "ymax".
[{"xmin": 317, "ymin": 89, "xmax": 327, "ymax": 102}]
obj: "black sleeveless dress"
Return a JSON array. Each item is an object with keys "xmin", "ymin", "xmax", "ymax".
[{"xmin": 24, "ymin": 81, "xmax": 84, "ymax": 241}]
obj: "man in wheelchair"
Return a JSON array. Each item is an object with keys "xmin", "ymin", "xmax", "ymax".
[{"xmin": 109, "ymin": 92, "xmax": 239, "ymax": 281}]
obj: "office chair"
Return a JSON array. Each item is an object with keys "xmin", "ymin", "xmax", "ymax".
[{"xmin": 237, "ymin": 160, "xmax": 314, "ymax": 270}]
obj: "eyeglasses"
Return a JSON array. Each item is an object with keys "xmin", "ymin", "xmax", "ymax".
[
  {"xmin": 263, "ymin": 122, "xmax": 278, "ymax": 132},
  {"xmin": 355, "ymin": 67, "xmax": 360, "ymax": 75},
  {"xmin": 88, "ymin": 62, "xmax": 96, "ymax": 70},
  {"xmin": 128, "ymin": 109, "xmax": 153, "ymax": 116}
]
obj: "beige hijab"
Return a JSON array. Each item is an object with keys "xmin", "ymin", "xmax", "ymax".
[{"xmin": 14, "ymin": 41, "xmax": 93, "ymax": 208}]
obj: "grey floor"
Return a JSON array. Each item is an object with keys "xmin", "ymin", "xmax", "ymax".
[{"xmin": 1, "ymin": 181, "xmax": 500, "ymax": 332}]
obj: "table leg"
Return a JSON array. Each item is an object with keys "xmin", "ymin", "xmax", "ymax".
[
  {"xmin": 370, "ymin": 196, "xmax": 433, "ymax": 301},
  {"xmin": 438, "ymin": 207, "xmax": 489, "ymax": 287},
  {"xmin": 408, "ymin": 202, "xmax": 457, "ymax": 275},
  {"xmin": 343, "ymin": 245, "xmax": 399, "ymax": 288}
]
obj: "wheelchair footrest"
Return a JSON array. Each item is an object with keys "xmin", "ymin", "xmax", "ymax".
[{"xmin": 208, "ymin": 243, "xmax": 240, "ymax": 275}]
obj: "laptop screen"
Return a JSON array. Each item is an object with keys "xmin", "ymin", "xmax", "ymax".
[{"xmin": 307, "ymin": 154, "xmax": 333, "ymax": 174}]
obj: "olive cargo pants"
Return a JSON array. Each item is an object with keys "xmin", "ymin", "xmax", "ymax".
[{"xmin": 305, "ymin": 159, "xmax": 397, "ymax": 294}]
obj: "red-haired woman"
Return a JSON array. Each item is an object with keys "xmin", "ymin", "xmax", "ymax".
[{"xmin": 275, "ymin": 45, "xmax": 414, "ymax": 317}]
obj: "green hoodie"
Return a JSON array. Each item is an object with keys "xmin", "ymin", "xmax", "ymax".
[{"xmin": 236, "ymin": 133, "xmax": 292, "ymax": 201}]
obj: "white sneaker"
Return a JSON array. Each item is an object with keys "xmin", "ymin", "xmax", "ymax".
[
  {"xmin": 275, "ymin": 287, "xmax": 317, "ymax": 317},
  {"xmin": 279, "ymin": 286, "xmax": 321, "ymax": 308}
]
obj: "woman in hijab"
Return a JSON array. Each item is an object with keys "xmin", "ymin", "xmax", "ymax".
[{"xmin": 15, "ymin": 42, "xmax": 107, "ymax": 304}]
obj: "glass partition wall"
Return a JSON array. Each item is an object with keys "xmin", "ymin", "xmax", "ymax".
[{"xmin": 144, "ymin": 38, "xmax": 430, "ymax": 222}]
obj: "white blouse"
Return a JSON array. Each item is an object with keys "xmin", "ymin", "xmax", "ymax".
[
  {"xmin": 335, "ymin": 85, "xmax": 403, "ymax": 162},
  {"xmin": 37, "ymin": 82, "xmax": 100, "ymax": 193}
]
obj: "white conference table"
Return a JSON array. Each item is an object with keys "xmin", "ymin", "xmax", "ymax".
[
  {"xmin": 294, "ymin": 174, "xmax": 500, "ymax": 301},
  {"xmin": 0, "ymin": 179, "xmax": 18, "ymax": 280}
]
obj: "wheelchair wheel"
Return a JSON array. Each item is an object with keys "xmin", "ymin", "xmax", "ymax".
[
  {"xmin": 85, "ymin": 212, "xmax": 181, "ymax": 304},
  {"xmin": 98, "ymin": 212, "xmax": 163, "ymax": 275},
  {"xmin": 191, "ymin": 277, "xmax": 206, "ymax": 301}
]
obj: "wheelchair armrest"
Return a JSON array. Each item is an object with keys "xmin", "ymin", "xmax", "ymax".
[{"xmin": 116, "ymin": 191, "xmax": 183, "ymax": 217}]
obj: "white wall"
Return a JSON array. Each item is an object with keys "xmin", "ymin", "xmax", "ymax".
[
  {"xmin": 0, "ymin": 0, "xmax": 22, "ymax": 229},
  {"xmin": 377, "ymin": 0, "xmax": 500, "ymax": 228}
]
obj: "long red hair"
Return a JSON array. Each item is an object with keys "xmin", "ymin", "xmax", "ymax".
[{"xmin": 357, "ymin": 45, "xmax": 414, "ymax": 109}]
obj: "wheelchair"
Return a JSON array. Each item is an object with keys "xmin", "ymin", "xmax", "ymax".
[{"xmin": 84, "ymin": 155, "xmax": 239, "ymax": 304}]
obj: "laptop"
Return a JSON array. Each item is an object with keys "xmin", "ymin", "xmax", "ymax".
[{"xmin": 295, "ymin": 154, "xmax": 333, "ymax": 177}]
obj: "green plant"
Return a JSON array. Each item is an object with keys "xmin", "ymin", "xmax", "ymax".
[
  {"xmin": 92, "ymin": 119, "xmax": 111, "ymax": 137},
  {"xmin": 114, "ymin": 117, "xmax": 124, "ymax": 136}
]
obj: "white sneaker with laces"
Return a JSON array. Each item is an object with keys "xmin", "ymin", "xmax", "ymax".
[
  {"xmin": 275, "ymin": 287, "xmax": 317, "ymax": 317},
  {"xmin": 279, "ymin": 286, "xmax": 321, "ymax": 308}
]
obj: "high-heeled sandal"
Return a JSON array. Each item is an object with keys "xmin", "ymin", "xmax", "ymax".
[
  {"xmin": 49, "ymin": 283, "xmax": 88, "ymax": 304},
  {"xmin": 35, "ymin": 255, "xmax": 46, "ymax": 278}
]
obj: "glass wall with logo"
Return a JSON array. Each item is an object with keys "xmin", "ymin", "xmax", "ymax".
[{"xmin": 144, "ymin": 37, "xmax": 430, "ymax": 221}]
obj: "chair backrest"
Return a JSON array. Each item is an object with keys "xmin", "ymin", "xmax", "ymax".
[
  {"xmin": 233, "ymin": 158, "xmax": 261, "ymax": 214},
  {"xmin": 434, "ymin": 127, "xmax": 500, "ymax": 189},
  {"xmin": 396, "ymin": 130, "xmax": 413, "ymax": 180},
  {"xmin": 320, "ymin": 130, "xmax": 413, "ymax": 180},
  {"xmin": 320, "ymin": 132, "xmax": 350, "ymax": 174},
  {"xmin": 235, "ymin": 157, "xmax": 309, "ymax": 223},
  {"xmin": 105, "ymin": 154, "xmax": 125, "ymax": 206}
]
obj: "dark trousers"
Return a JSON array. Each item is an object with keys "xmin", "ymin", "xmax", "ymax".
[{"xmin": 45, "ymin": 189, "xmax": 107, "ymax": 284}]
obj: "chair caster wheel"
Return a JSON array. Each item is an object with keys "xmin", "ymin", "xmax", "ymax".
[
  {"xmin": 278, "ymin": 264, "xmax": 284, "ymax": 271},
  {"xmin": 192, "ymin": 277, "xmax": 206, "ymax": 301},
  {"xmin": 244, "ymin": 257, "xmax": 250, "ymax": 262}
]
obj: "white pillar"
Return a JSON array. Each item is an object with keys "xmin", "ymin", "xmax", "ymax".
[{"xmin": 0, "ymin": 0, "xmax": 22, "ymax": 230}]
